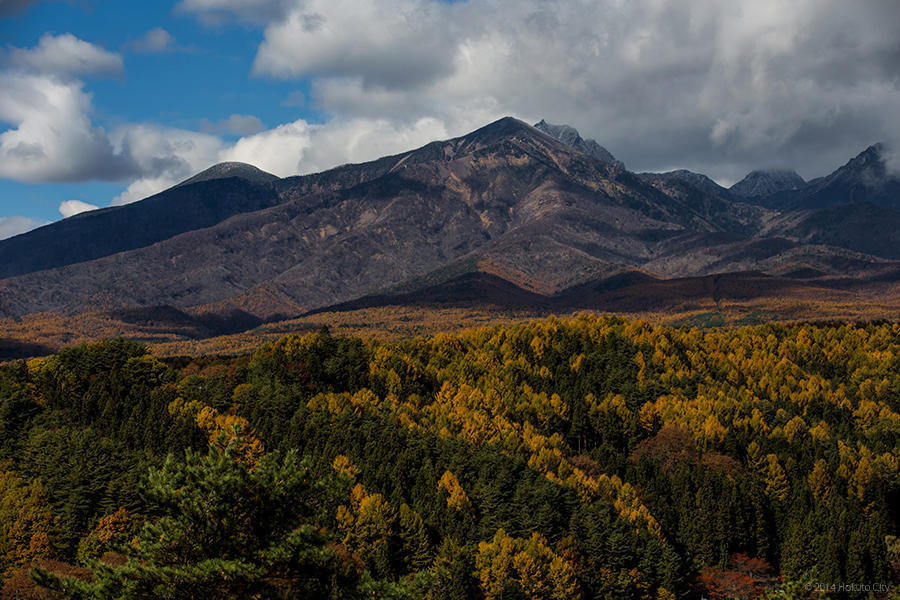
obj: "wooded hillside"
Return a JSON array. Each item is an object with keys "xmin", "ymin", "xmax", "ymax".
[{"xmin": 0, "ymin": 316, "xmax": 897, "ymax": 598}]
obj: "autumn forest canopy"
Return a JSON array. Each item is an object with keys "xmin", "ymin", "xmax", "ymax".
[{"xmin": 0, "ymin": 315, "xmax": 897, "ymax": 598}]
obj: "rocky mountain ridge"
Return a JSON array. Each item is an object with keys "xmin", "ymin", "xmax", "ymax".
[
  {"xmin": 533, "ymin": 119, "xmax": 624, "ymax": 168},
  {"xmin": 0, "ymin": 117, "xmax": 898, "ymax": 326}
]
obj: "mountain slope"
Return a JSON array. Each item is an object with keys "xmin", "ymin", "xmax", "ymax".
[
  {"xmin": 759, "ymin": 144, "xmax": 900, "ymax": 210},
  {"xmin": 730, "ymin": 169, "xmax": 805, "ymax": 198},
  {"xmin": 533, "ymin": 119, "xmax": 624, "ymax": 168},
  {"xmin": 759, "ymin": 202, "xmax": 900, "ymax": 260},
  {"xmin": 0, "ymin": 164, "xmax": 281, "ymax": 278},
  {"xmin": 1, "ymin": 117, "xmax": 898, "ymax": 325},
  {"xmin": 0, "ymin": 118, "xmax": 712, "ymax": 317},
  {"xmin": 637, "ymin": 170, "xmax": 768, "ymax": 234},
  {"xmin": 177, "ymin": 161, "xmax": 280, "ymax": 188}
]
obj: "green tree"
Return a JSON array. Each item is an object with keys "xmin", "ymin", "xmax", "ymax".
[
  {"xmin": 398, "ymin": 503, "xmax": 432, "ymax": 573},
  {"xmin": 33, "ymin": 445, "xmax": 361, "ymax": 599}
]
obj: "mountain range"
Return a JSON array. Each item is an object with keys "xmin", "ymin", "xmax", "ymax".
[{"xmin": 2, "ymin": 116, "xmax": 900, "ymax": 349}]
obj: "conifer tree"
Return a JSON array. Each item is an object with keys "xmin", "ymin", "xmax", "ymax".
[
  {"xmin": 33, "ymin": 445, "xmax": 361, "ymax": 599},
  {"xmin": 398, "ymin": 503, "xmax": 432, "ymax": 573}
]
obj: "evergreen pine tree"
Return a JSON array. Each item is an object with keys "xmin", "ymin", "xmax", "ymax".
[{"xmin": 33, "ymin": 445, "xmax": 362, "ymax": 599}]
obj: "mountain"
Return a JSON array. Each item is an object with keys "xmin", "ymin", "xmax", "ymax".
[
  {"xmin": 1, "ymin": 117, "xmax": 898, "ymax": 329},
  {"xmin": 0, "ymin": 117, "xmax": 695, "ymax": 317},
  {"xmin": 637, "ymin": 170, "xmax": 766, "ymax": 235},
  {"xmin": 177, "ymin": 161, "xmax": 280, "ymax": 188},
  {"xmin": 730, "ymin": 169, "xmax": 805, "ymax": 198},
  {"xmin": 533, "ymin": 119, "xmax": 624, "ymax": 168},
  {"xmin": 758, "ymin": 201, "xmax": 900, "ymax": 260},
  {"xmin": 0, "ymin": 163, "xmax": 281, "ymax": 279},
  {"xmin": 757, "ymin": 144, "xmax": 900, "ymax": 210},
  {"xmin": 642, "ymin": 169, "xmax": 730, "ymax": 197}
]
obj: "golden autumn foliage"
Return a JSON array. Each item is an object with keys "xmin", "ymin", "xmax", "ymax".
[
  {"xmin": 437, "ymin": 470, "xmax": 473, "ymax": 514},
  {"xmin": 75, "ymin": 508, "xmax": 137, "ymax": 565},
  {"xmin": 231, "ymin": 314, "xmax": 900, "ymax": 554},
  {"xmin": 0, "ymin": 470, "xmax": 54, "ymax": 573},
  {"xmin": 335, "ymin": 483, "xmax": 403, "ymax": 579},
  {"xmin": 332, "ymin": 455, "xmax": 360, "ymax": 479},
  {"xmin": 168, "ymin": 397, "xmax": 264, "ymax": 467},
  {"xmin": 475, "ymin": 529, "xmax": 580, "ymax": 600},
  {"xmin": 8, "ymin": 312, "xmax": 900, "ymax": 598}
]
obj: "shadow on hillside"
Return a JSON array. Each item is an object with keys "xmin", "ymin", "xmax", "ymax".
[{"xmin": 0, "ymin": 338, "xmax": 57, "ymax": 361}]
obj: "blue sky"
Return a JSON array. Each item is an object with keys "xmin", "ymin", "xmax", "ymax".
[
  {"xmin": 0, "ymin": 0, "xmax": 322, "ymax": 230},
  {"xmin": 1, "ymin": 0, "xmax": 898, "ymax": 239}
]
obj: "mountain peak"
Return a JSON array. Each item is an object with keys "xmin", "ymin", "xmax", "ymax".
[
  {"xmin": 177, "ymin": 162, "xmax": 280, "ymax": 188},
  {"xmin": 846, "ymin": 143, "xmax": 886, "ymax": 169},
  {"xmin": 730, "ymin": 169, "xmax": 805, "ymax": 198},
  {"xmin": 534, "ymin": 119, "xmax": 581, "ymax": 146},
  {"xmin": 533, "ymin": 119, "xmax": 623, "ymax": 168},
  {"xmin": 462, "ymin": 116, "xmax": 535, "ymax": 142},
  {"xmin": 814, "ymin": 143, "xmax": 891, "ymax": 189}
]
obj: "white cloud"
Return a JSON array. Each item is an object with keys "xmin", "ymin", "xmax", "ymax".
[
  {"xmin": 219, "ymin": 120, "xmax": 310, "ymax": 177},
  {"xmin": 200, "ymin": 113, "xmax": 265, "ymax": 136},
  {"xmin": 5, "ymin": 33, "xmax": 123, "ymax": 78},
  {"xmin": 295, "ymin": 116, "xmax": 448, "ymax": 174},
  {"xmin": 0, "ymin": 216, "xmax": 45, "ymax": 239},
  {"xmin": 0, "ymin": 35, "xmax": 133, "ymax": 184},
  {"xmin": 110, "ymin": 125, "xmax": 225, "ymax": 204},
  {"xmin": 0, "ymin": 72, "xmax": 132, "ymax": 182},
  {"xmin": 0, "ymin": 66, "xmax": 231, "ymax": 196},
  {"xmin": 58, "ymin": 199, "xmax": 99, "ymax": 218},
  {"xmin": 131, "ymin": 28, "xmax": 175, "ymax": 53},
  {"xmin": 219, "ymin": 116, "xmax": 448, "ymax": 177},
  {"xmin": 113, "ymin": 175, "xmax": 183, "ymax": 206},
  {"xmin": 6, "ymin": 0, "xmax": 900, "ymax": 219},
  {"xmin": 108, "ymin": 115, "xmax": 451, "ymax": 202},
  {"xmin": 252, "ymin": 0, "xmax": 456, "ymax": 88},
  {"xmin": 180, "ymin": 0, "xmax": 900, "ymax": 182}
]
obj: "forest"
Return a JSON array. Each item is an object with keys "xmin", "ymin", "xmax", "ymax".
[{"xmin": 0, "ymin": 314, "xmax": 897, "ymax": 599}]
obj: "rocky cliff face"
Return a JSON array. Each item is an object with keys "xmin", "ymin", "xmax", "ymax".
[{"xmin": 533, "ymin": 119, "xmax": 624, "ymax": 168}]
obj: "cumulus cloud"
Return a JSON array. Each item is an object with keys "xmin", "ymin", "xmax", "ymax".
[
  {"xmin": 0, "ymin": 35, "xmax": 130, "ymax": 182},
  {"xmin": 131, "ymin": 27, "xmax": 175, "ymax": 53},
  {"xmin": 219, "ymin": 120, "xmax": 310, "ymax": 176},
  {"xmin": 0, "ymin": 30, "xmax": 225, "ymax": 198},
  {"xmin": 5, "ymin": 33, "xmax": 123, "ymax": 78},
  {"xmin": 112, "ymin": 175, "xmax": 186, "ymax": 206},
  {"xmin": 200, "ymin": 113, "xmax": 265, "ymax": 136},
  {"xmin": 110, "ymin": 125, "xmax": 225, "ymax": 204},
  {"xmin": 6, "ymin": 0, "xmax": 900, "ymax": 217},
  {"xmin": 252, "ymin": 0, "xmax": 456, "ymax": 88},
  {"xmin": 0, "ymin": 72, "xmax": 133, "ymax": 182},
  {"xmin": 0, "ymin": 216, "xmax": 45, "ymax": 239},
  {"xmin": 58, "ymin": 199, "xmax": 98, "ymax": 217},
  {"xmin": 220, "ymin": 116, "xmax": 448, "ymax": 176},
  {"xmin": 0, "ymin": 68, "xmax": 231, "ymax": 194},
  {"xmin": 180, "ymin": 0, "xmax": 900, "ymax": 182}
]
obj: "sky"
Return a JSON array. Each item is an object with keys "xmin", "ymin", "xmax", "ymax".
[{"xmin": 1, "ymin": 0, "xmax": 899, "ymax": 238}]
